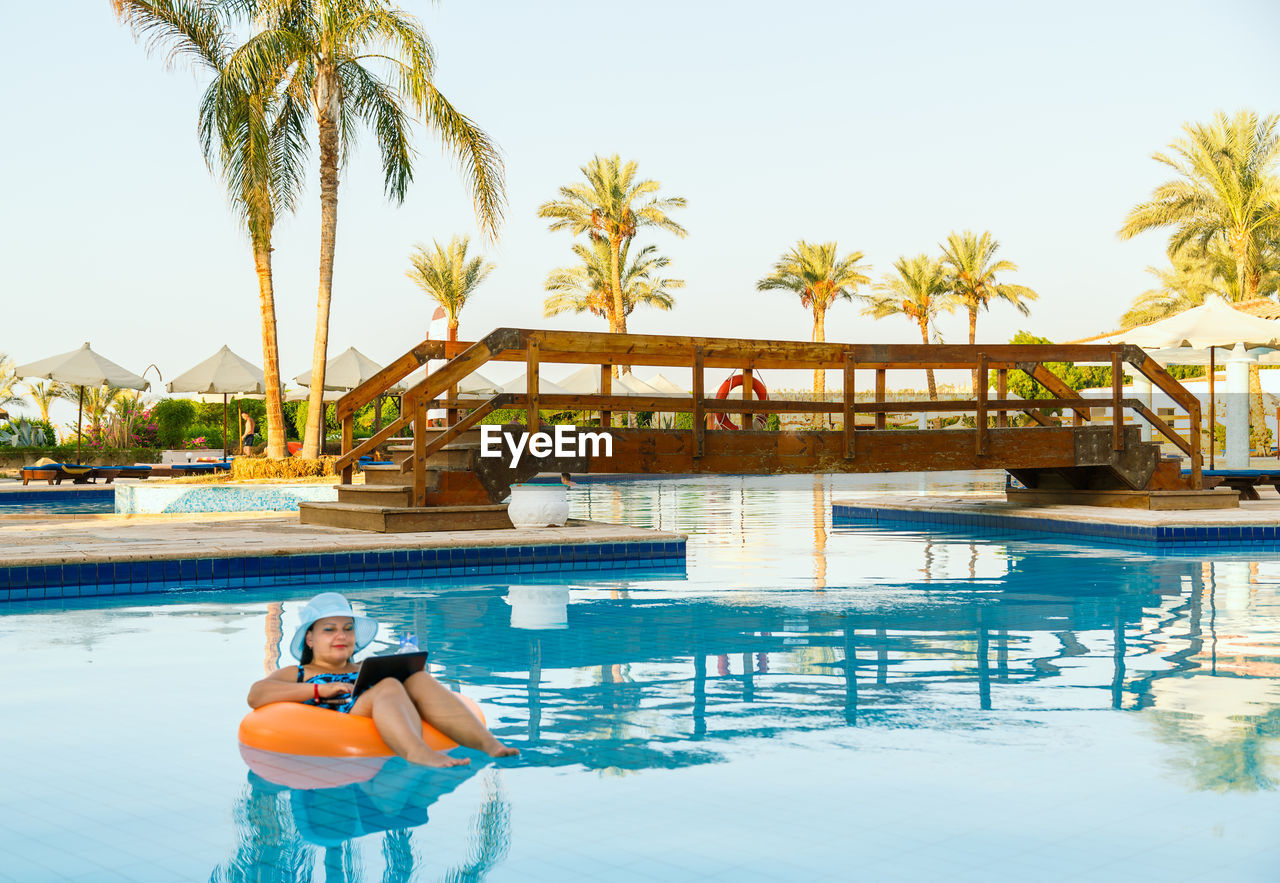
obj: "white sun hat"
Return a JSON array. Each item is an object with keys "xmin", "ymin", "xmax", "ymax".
[{"xmin": 290, "ymin": 592, "xmax": 379, "ymax": 660}]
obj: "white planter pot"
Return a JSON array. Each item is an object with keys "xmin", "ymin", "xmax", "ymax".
[{"xmin": 506, "ymin": 483, "xmax": 569, "ymax": 529}]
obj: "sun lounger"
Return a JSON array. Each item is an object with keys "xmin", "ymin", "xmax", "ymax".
[
  {"xmin": 21, "ymin": 464, "xmax": 113, "ymax": 486},
  {"xmin": 1181, "ymin": 468, "xmax": 1280, "ymax": 501},
  {"xmin": 168, "ymin": 461, "xmax": 233, "ymax": 477}
]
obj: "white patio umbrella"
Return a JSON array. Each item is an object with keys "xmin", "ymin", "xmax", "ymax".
[
  {"xmin": 647, "ymin": 373, "xmax": 689, "ymax": 396},
  {"xmin": 15, "ymin": 342, "xmax": 149, "ymax": 464},
  {"xmin": 500, "ymin": 373, "xmax": 572, "ymax": 396},
  {"xmin": 1103, "ymin": 295, "xmax": 1280, "ymax": 467},
  {"xmin": 294, "ymin": 347, "xmax": 400, "ymax": 391},
  {"xmin": 295, "ymin": 347, "xmax": 407, "ymax": 452},
  {"xmin": 168, "ymin": 346, "xmax": 267, "ymax": 459}
]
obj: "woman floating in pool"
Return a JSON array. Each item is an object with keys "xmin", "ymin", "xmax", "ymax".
[{"xmin": 248, "ymin": 592, "xmax": 518, "ymax": 767}]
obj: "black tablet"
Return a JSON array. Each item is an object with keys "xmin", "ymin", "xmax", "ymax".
[{"xmin": 349, "ymin": 651, "xmax": 429, "ymax": 701}]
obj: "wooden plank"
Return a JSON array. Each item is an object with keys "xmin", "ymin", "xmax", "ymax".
[
  {"xmin": 496, "ymin": 394, "xmax": 1140, "ymax": 416},
  {"xmin": 412, "ymin": 397, "xmax": 427, "ymax": 507},
  {"xmin": 334, "ymin": 413, "xmax": 412, "ymax": 472},
  {"xmin": 843, "ymin": 355, "xmax": 855, "ymax": 459},
  {"xmin": 527, "ymin": 339, "xmax": 540, "ymax": 433},
  {"xmin": 335, "ymin": 340, "xmax": 443, "ymax": 419},
  {"xmin": 600, "ymin": 365, "xmax": 612, "ymax": 428},
  {"xmin": 341, "ymin": 416, "xmax": 354, "ymax": 484},
  {"xmin": 874, "ymin": 369, "xmax": 886, "ymax": 430},
  {"xmin": 399, "ymin": 395, "xmax": 507, "ymax": 474},
  {"xmin": 1130, "ymin": 401, "xmax": 1192, "ymax": 456},
  {"xmin": 741, "ymin": 367, "xmax": 753, "ymax": 430},
  {"xmin": 975, "ymin": 352, "xmax": 988, "ymax": 457},
  {"xmin": 1020, "ymin": 363, "xmax": 1093, "ymax": 423},
  {"xmin": 586, "ymin": 425, "xmax": 1091, "ymax": 476},
  {"xmin": 1112, "ymin": 350, "xmax": 1123, "ymax": 451},
  {"xmin": 693, "ymin": 347, "xmax": 705, "ymax": 458}
]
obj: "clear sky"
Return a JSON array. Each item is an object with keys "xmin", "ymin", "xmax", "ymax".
[{"xmin": 2, "ymin": 0, "xmax": 1279, "ymax": 410}]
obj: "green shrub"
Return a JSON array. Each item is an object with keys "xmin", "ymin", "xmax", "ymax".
[
  {"xmin": 186, "ymin": 423, "xmax": 224, "ymax": 448},
  {"xmin": 152, "ymin": 398, "xmax": 197, "ymax": 448}
]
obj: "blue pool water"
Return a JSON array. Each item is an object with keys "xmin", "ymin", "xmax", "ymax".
[
  {"xmin": 0, "ymin": 488, "xmax": 114, "ymax": 514},
  {"xmin": 3, "ymin": 472, "xmax": 1279, "ymax": 881}
]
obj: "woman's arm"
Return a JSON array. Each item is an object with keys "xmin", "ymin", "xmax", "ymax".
[{"xmin": 247, "ymin": 668, "xmax": 352, "ymax": 708}]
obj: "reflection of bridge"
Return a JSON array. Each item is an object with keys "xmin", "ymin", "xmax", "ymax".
[
  {"xmin": 340, "ymin": 551, "xmax": 1223, "ymax": 770},
  {"xmin": 299, "ymin": 330, "xmax": 1207, "ymax": 531}
]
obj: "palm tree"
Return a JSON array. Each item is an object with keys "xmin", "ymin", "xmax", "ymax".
[
  {"xmin": 1120, "ymin": 111, "xmax": 1280, "ymax": 448},
  {"xmin": 756, "ymin": 241, "xmax": 871, "ymax": 397},
  {"xmin": 864, "ymin": 254, "xmax": 954, "ymax": 401},
  {"xmin": 405, "ymin": 236, "xmax": 495, "ymax": 341},
  {"xmin": 1120, "ymin": 111, "xmax": 1280, "ymax": 301},
  {"xmin": 1120, "ymin": 254, "xmax": 1226, "ymax": 329},
  {"xmin": 537, "ymin": 155, "xmax": 686, "ymax": 360},
  {"xmin": 24, "ymin": 381, "xmax": 66, "ymax": 424},
  {"xmin": 544, "ymin": 238, "xmax": 683, "ymax": 323},
  {"xmin": 940, "ymin": 230, "xmax": 1038, "ymax": 348},
  {"xmin": 225, "ymin": 0, "xmax": 506, "ymax": 457},
  {"xmin": 113, "ymin": 0, "xmax": 301, "ymax": 460}
]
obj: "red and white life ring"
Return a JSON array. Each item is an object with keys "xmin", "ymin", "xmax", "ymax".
[{"xmin": 713, "ymin": 373, "xmax": 769, "ymax": 430}]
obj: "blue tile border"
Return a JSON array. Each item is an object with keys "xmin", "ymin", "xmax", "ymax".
[
  {"xmin": 832, "ymin": 503, "xmax": 1280, "ymax": 550},
  {"xmin": 0, "ymin": 538, "xmax": 686, "ymax": 603}
]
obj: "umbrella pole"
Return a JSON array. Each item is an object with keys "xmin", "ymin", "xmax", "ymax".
[
  {"xmin": 1209, "ymin": 350, "xmax": 1215, "ymax": 470},
  {"xmin": 222, "ymin": 393, "xmax": 228, "ymax": 461},
  {"xmin": 76, "ymin": 386, "xmax": 84, "ymax": 465}
]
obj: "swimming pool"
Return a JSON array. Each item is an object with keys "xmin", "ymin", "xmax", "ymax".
[
  {"xmin": 4, "ymin": 472, "xmax": 1278, "ymax": 881},
  {"xmin": 0, "ymin": 487, "xmax": 114, "ymax": 515}
]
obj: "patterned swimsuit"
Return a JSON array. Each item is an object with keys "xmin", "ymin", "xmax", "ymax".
[{"xmin": 297, "ymin": 665, "xmax": 358, "ymax": 714}]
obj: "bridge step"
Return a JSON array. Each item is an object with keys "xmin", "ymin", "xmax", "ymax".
[
  {"xmin": 386, "ymin": 443, "xmax": 478, "ymax": 470},
  {"xmin": 337, "ymin": 484, "xmax": 415, "ymax": 507},
  {"xmin": 298, "ymin": 501, "xmax": 512, "ymax": 533}
]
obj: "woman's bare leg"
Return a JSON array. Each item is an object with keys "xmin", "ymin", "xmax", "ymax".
[
  {"xmin": 404, "ymin": 671, "xmax": 519, "ymax": 757},
  {"xmin": 350, "ymin": 679, "xmax": 470, "ymax": 767}
]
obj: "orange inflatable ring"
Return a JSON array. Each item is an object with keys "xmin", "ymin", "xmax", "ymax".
[
  {"xmin": 713, "ymin": 373, "xmax": 769, "ymax": 430},
  {"xmin": 238, "ymin": 694, "xmax": 486, "ymax": 757}
]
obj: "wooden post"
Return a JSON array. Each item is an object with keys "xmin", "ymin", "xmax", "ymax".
[
  {"xmin": 600, "ymin": 365, "xmax": 612, "ymax": 428},
  {"xmin": 996, "ymin": 369, "xmax": 1008, "ymax": 428},
  {"xmin": 843, "ymin": 355, "xmax": 856, "ymax": 459},
  {"xmin": 1112, "ymin": 350, "xmax": 1123, "ymax": 451},
  {"xmin": 341, "ymin": 415, "xmax": 353, "ymax": 484},
  {"xmin": 874, "ymin": 369, "xmax": 886, "ymax": 430},
  {"xmin": 412, "ymin": 396, "xmax": 427, "ymax": 506},
  {"xmin": 975, "ymin": 352, "xmax": 988, "ymax": 456},
  {"xmin": 527, "ymin": 339, "xmax": 540, "ymax": 433},
  {"xmin": 692, "ymin": 347, "xmax": 705, "ymax": 458},
  {"xmin": 741, "ymin": 367, "xmax": 753, "ymax": 430}
]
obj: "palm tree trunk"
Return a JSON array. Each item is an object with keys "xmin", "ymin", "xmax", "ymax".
[
  {"xmin": 252, "ymin": 237, "xmax": 287, "ymax": 459},
  {"xmin": 610, "ymin": 234, "xmax": 631, "ymax": 375},
  {"xmin": 919, "ymin": 318, "xmax": 938, "ymax": 401},
  {"xmin": 302, "ymin": 62, "xmax": 341, "ymax": 459},
  {"xmin": 812, "ymin": 307, "xmax": 826, "ymax": 399},
  {"xmin": 447, "ymin": 319, "xmax": 459, "ymax": 342},
  {"xmin": 968, "ymin": 303, "xmax": 979, "ymax": 392}
]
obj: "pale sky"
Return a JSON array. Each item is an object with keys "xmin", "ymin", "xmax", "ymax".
[{"xmin": 2, "ymin": 0, "xmax": 1279, "ymax": 413}]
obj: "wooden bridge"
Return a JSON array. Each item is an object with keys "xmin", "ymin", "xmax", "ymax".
[{"xmin": 298, "ymin": 328, "xmax": 1208, "ymax": 532}]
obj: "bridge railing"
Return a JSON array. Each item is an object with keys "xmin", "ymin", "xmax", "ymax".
[{"xmin": 333, "ymin": 329, "xmax": 1203, "ymax": 499}]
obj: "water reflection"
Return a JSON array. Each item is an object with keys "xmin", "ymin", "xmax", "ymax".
[{"xmin": 216, "ymin": 754, "xmax": 508, "ymax": 882}]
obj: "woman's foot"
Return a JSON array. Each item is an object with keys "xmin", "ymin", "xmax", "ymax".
[
  {"xmin": 480, "ymin": 736, "xmax": 520, "ymax": 758},
  {"xmin": 407, "ymin": 747, "xmax": 471, "ymax": 768}
]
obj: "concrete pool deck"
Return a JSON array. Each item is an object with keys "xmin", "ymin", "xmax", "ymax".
[
  {"xmin": 834, "ymin": 493, "xmax": 1280, "ymax": 548},
  {"xmin": 0, "ymin": 512, "xmax": 686, "ymax": 602}
]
